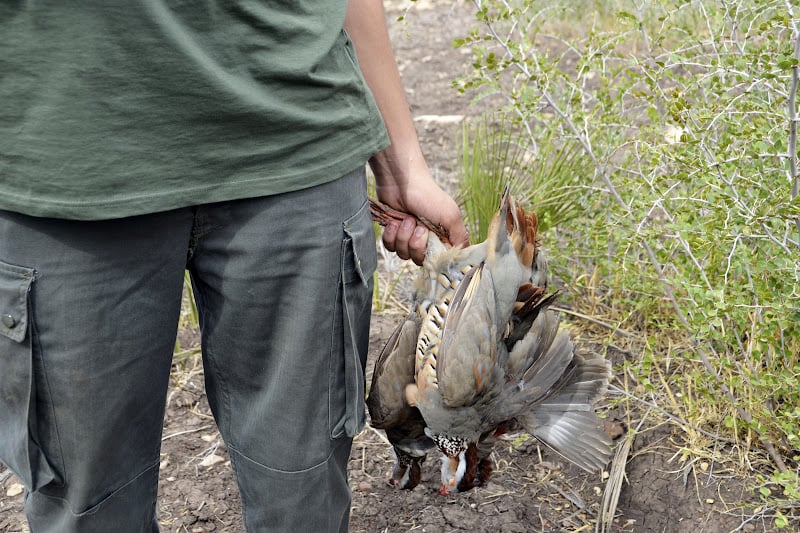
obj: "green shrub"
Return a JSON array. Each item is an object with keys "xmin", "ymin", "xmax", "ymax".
[{"xmin": 455, "ymin": 0, "xmax": 800, "ymax": 524}]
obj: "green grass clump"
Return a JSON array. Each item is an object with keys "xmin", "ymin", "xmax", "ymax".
[
  {"xmin": 455, "ymin": 0, "xmax": 800, "ymax": 527},
  {"xmin": 459, "ymin": 113, "xmax": 594, "ymax": 240}
]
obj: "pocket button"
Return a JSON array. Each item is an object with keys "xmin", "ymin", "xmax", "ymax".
[{"xmin": 2, "ymin": 313, "xmax": 16, "ymax": 328}]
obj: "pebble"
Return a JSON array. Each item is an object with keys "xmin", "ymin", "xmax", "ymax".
[
  {"xmin": 5, "ymin": 483, "xmax": 24, "ymax": 497},
  {"xmin": 199, "ymin": 454, "xmax": 225, "ymax": 467}
]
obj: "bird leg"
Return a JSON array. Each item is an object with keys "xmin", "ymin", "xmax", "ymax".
[{"xmin": 369, "ymin": 198, "xmax": 452, "ymax": 246}]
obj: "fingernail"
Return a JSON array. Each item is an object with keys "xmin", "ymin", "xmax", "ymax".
[
  {"xmin": 401, "ymin": 218, "xmax": 414, "ymax": 230},
  {"xmin": 413, "ymin": 227, "xmax": 426, "ymax": 238},
  {"xmin": 385, "ymin": 222, "xmax": 398, "ymax": 235}
]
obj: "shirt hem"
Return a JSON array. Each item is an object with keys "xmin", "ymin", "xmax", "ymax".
[{"xmin": 0, "ymin": 139, "xmax": 389, "ymax": 221}]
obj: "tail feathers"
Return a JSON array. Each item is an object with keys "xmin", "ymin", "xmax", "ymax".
[
  {"xmin": 521, "ymin": 410, "xmax": 613, "ymax": 473},
  {"xmin": 487, "ymin": 187, "xmax": 513, "ymax": 258},
  {"xmin": 487, "ymin": 187, "xmax": 539, "ymax": 271}
]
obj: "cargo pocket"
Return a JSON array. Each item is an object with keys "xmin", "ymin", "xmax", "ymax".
[
  {"xmin": 0, "ymin": 260, "xmax": 59, "ymax": 491},
  {"xmin": 330, "ymin": 200, "xmax": 377, "ymax": 439}
]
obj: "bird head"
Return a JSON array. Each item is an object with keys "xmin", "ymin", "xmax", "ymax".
[
  {"xmin": 390, "ymin": 447, "xmax": 425, "ymax": 490},
  {"xmin": 428, "ymin": 431, "xmax": 469, "ymax": 495}
]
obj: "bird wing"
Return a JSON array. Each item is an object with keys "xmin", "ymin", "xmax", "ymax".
[
  {"xmin": 367, "ymin": 312, "xmax": 422, "ymax": 430},
  {"xmin": 436, "ymin": 263, "xmax": 503, "ymax": 408},
  {"xmin": 517, "ymin": 354, "xmax": 613, "ymax": 473}
]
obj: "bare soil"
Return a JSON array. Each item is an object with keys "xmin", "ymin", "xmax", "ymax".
[{"xmin": 0, "ymin": 2, "xmax": 780, "ymax": 532}]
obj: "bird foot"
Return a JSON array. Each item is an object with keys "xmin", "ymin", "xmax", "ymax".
[{"xmin": 369, "ymin": 198, "xmax": 451, "ymax": 245}]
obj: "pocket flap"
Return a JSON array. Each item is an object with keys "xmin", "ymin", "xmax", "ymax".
[
  {"xmin": 0, "ymin": 261, "xmax": 35, "ymax": 343},
  {"xmin": 343, "ymin": 201, "xmax": 378, "ymax": 288}
]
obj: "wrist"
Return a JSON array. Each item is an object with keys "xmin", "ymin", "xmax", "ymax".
[{"xmin": 370, "ymin": 146, "xmax": 429, "ymax": 187}]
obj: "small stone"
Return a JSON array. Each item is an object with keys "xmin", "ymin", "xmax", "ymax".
[
  {"xmin": 199, "ymin": 454, "xmax": 225, "ymax": 467},
  {"xmin": 357, "ymin": 481, "xmax": 372, "ymax": 492},
  {"xmin": 413, "ymin": 114, "xmax": 464, "ymax": 124},
  {"xmin": 6, "ymin": 483, "xmax": 24, "ymax": 497}
]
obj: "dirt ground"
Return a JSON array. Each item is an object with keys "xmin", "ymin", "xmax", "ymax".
[{"xmin": 0, "ymin": 1, "xmax": 784, "ymax": 532}]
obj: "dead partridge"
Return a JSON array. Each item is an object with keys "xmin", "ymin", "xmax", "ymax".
[
  {"xmin": 366, "ymin": 312, "xmax": 432, "ymax": 489},
  {"xmin": 370, "ymin": 189, "xmax": 613, "ymax": 495}
]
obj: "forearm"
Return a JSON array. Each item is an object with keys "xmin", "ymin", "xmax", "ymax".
[
  {"xmin": 344, "ymin": 0, "xmax": 469, "ymax": 260},
  {"xmin": 343, "ymin": 0, "xmax": 427, "ymax": 188}
]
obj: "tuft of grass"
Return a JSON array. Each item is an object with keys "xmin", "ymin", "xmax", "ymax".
[
  {"xmin": 459, "ymin": 113, "xmax": 525, "ymax": 241},
  {"xmin": 174, "ymin": 271, "xmax": 201, "ymax": 365},
  {"xmin": 459, "ymin": 113, "xmax": 594, "ymax": 240}
]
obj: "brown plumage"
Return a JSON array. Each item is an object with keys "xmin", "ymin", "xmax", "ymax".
[
  {"xmin": 369, "ymin": 188, "xmax": 614, "ymax": 495},
  {"xmin": 366, "ymin": 313, "xmax": 433, "ymax": 489}
]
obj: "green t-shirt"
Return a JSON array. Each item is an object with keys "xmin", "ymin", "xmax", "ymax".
[{"xmin": 0, "ymin": 1, "xmax": 389, "ymax": 219}]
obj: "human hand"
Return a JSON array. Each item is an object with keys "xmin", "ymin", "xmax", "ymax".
[
  {"xmin": 373, "ymin": 167, "xmax": 469, "ymax": 265},
  {"xmin": 344, "ymin": 0, "xmax": 468, "ymax": 265}
]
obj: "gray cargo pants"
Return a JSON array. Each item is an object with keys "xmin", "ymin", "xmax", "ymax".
[{"xmin": 0, "ymin": 168, "xmax": 376, "ymax": 532}]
